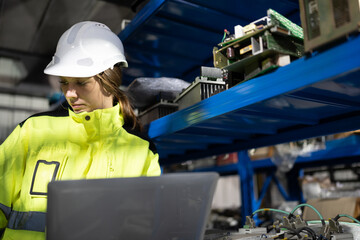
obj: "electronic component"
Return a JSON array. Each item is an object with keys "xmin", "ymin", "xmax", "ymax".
[
  {"xmin": 174, "ymin": 77, "xmax": 227, "ymax": 110},
  {"xmin": 174, "ymin": 67, "xmax": 227, "ymax": 110},
  {"xmin": 138, "ymin": 100, "xmax": 178, "ymax": 126},
  {"xmin": 299, "ymin": 0, "xmax": 360, "ymax": 53},
  {"xmin": 200, "ymin": 66, "xmax": 224, "ymax": 81},
  {"xmin": 213, "ymin": 9, "xmax": 304, "ymax": 85},
  {"xmin": 204, "ymin": 204, "xmax": 359, "ymax": 239}
]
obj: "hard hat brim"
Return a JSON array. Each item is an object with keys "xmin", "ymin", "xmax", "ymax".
[{"xmin": 44, "ymin": 59, "xmax": 128, "ymax": 78}]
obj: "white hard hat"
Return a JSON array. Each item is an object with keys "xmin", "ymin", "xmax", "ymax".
[{"xmin": 44, "ymin": 21, "xmax": 128, "ymax": 77}]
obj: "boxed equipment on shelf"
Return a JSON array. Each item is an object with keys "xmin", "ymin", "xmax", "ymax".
[
  {"xmin": 138, "ymin": 100, "xmax": 178, "ymax": 126},
  {"xmin": 174, "ymin": 67, "xmax": 227, "ymax": 110},
  {"xmin": 299, "ymin": 0, "xmax": 360, "ymax": 53},
  {"xmin": 174, "ymin": 78, "xmax": 227, "ymax": 110}
]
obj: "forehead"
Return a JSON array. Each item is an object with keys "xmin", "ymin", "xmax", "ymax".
[{"xmin": 60, "ymin": 76, "xmax": 93, "ymax": 81}]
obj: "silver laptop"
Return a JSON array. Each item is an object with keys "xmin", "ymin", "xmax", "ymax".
[{"xmin": 46, "ymin": 172, "xmax": 219, "ymax": 240}]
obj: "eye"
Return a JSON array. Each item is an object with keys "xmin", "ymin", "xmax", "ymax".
[
  {"xmin": 59, "ymin": 80, "xmax": 68, "ymax": 86},
  {"xmin": 77, "ymin": 81, "xmax": 88, "ymax": 86}
]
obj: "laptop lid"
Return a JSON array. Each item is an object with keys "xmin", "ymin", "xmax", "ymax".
[{"xmin": 46, "ymin": 172, "xmax": 219, "ymax": 240}]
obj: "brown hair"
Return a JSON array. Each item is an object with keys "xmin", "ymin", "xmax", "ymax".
[{"xmin": 94, "ymin": 64, "xmax": 142, "ymax": 132}]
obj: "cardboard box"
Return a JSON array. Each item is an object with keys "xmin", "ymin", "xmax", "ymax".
[
  {"xmin": 332, "ymin": 130, "xmax": 360, "ymax": 140},
  {"xmin": 302, "ymin": 197, "xmax": 360, "ymax": 222},
  {"xmin": 216, "ymin": 152, "xmax": 238, "ymax": 166},
  {"xmin": 249, "ymin": 146, "xmax": 274, "ymax": 160}
]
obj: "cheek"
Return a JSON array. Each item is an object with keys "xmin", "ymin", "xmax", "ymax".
[
  {"xmin": 84, "ymin": 87, "xmax": 102, "ymax": 104},
  {"xmin": 91, "ymin": 85, "xmax": 106, "ymax": 98},
  {"xmin": 79, "ymin": 85, "xmax": 95, "ymax": 96}
]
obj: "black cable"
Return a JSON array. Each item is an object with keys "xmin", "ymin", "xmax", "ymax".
[
  {"xmin": 287, "ymin": 213, "xmax": 295, "ymax": 220},
  {"xmin": 298, "ymin": 226, "xmax": 317, "ymax": 240},
  {"xmin": 302, "ymin": 230, "xmax": 316, "ymax": 240},
  {"xmin": 319, "ymin": 235, "xmax": 329, "ymax": 240},
  {"xmin": 286, "ymin": 228, "xmax": 302, "ymax": 238},
  {"xmin": 266, "ymin": 224, "xmax": 274, "ymax": 233},
  {"xmin": 285, "ymin": 226, "xmax": 318, "ymax": 240},
  {"xmin": 301, "ymin": 226, "xmax": 316, "ymax": 234},
  {"xmin": 286, "ymin": 232, "xmax": 299, "ymax": 239}
]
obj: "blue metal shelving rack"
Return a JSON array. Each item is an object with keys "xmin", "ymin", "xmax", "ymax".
[
  {"xmin": 119, "ymin": 0, "xmax": 360, "ymax": 225},
  {"xmin": 146, "ymin": 34, "xmax": 360, "ymax": 223},
  {"xmin": 148, "ymin": 34, "xmax": 360, "ymax": 164}
]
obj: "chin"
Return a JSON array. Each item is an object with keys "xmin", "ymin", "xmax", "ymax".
[{"xmin": 74, "ymin": 109, "xmax": 87, "ymax": 113}]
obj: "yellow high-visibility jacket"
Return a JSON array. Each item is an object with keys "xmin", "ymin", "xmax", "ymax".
[{"xmin": 0, "ymin": 104, "xmax": 161, "ymax": 240}]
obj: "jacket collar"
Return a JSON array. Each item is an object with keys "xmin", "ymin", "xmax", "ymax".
[{"xmin": 68, "ymin": 103, "xmax": 124, "ymax": 126}]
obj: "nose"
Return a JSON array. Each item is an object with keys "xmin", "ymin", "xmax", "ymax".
[{"xmin": 64, "ymin": 84, "xmax": 78, "ymax": 99}]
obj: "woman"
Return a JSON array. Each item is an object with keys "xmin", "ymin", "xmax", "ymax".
[{"xmin": 0, "ymin": 21, "xmax": 161, "ymax": 240}]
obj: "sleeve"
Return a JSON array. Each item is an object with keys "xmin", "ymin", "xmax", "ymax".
[
  {"xmin": 143, "ymin": 149, "xmax": 161, "ymax": 176},
  {"xmin": 0, "ymin": 125, "xmax": 28, "ymax": 233}
]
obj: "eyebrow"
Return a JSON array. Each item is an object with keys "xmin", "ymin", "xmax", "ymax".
[{"xmin": 60, "ymin": 77, "xmax": 90, "ymax": 81}]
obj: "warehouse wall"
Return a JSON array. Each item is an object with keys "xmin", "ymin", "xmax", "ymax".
[{"xmin": 0, "ymin": 93, "xmax": 49, "ymax": 143}]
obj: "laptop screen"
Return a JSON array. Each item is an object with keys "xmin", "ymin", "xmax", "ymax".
[{"xmin": 46, "ymin": 172, "xmax": 219, "ymax": 240}]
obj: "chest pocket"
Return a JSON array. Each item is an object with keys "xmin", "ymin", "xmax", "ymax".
[{"xmin": 30, "ymin": 160, "xmax": 60, "ymax": 196}]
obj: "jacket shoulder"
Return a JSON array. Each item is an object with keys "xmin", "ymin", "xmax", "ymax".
[
  {"xmin": 19, "ymin": 102, "xmax": 69, "ymax": 127},
  {"xmin": 123, "ymin": 125, "xmax": 157, "ymax": 154}
]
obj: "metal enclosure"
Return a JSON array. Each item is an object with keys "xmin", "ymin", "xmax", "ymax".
[
  {"xmin": 299, "ymin": 0, "xmax": 360, "ymax": 52},
  {"xmin": 138, "ymin": 101, "xmax": 178, "ymax": 126},
  {"xmin": 174, "ymin": 78, "xmax": 227, "ymax": 110}
]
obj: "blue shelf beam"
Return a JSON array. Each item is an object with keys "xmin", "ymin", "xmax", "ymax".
[
  {"xmin": 146, "ymin": 35, "xmax": 360, "ymax": 164},
  {"xmin": 237, "ymin": 151, "xmax": 256, "ymax": 222},
  {"xmin": 194, "ymin": 135, "xmax": 360, "ymax": 173},
  {"xmin": 230, "ymin": 110, "xmax": 319, "ymax": 125}
]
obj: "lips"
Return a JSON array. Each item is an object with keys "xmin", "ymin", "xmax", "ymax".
[
  {"xmin": 72, "ymin": 104, "xmax": 83, "ymax": 108},
  {"xmin": 71, "ymin": 104, "xmax": 86, "ymax": 112}
]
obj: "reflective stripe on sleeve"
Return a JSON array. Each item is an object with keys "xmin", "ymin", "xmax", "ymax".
[
  {"xmin": 0, "ymin": 203, "xmax": 11, "ymax": 219},
  {"xmin": 7, "ymin": 210, "xmax": 45, "ymax": 232}
]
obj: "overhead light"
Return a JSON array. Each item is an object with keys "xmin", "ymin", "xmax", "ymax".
[
  {"xmin": 0, "ymin": 57, "xmax": 28, "ymax": 86},
  {"xmin": 121, "ymin": 19, "xmax": 131, "ymax": 30}
]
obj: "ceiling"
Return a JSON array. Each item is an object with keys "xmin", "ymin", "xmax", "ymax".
[
  {"xmin": 0, "ymin": 0, "xmax": 301, "ymax": 98},
  {"xmin": 0, "ymin": 0, "xmax": 147, "ymax": 97}
]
